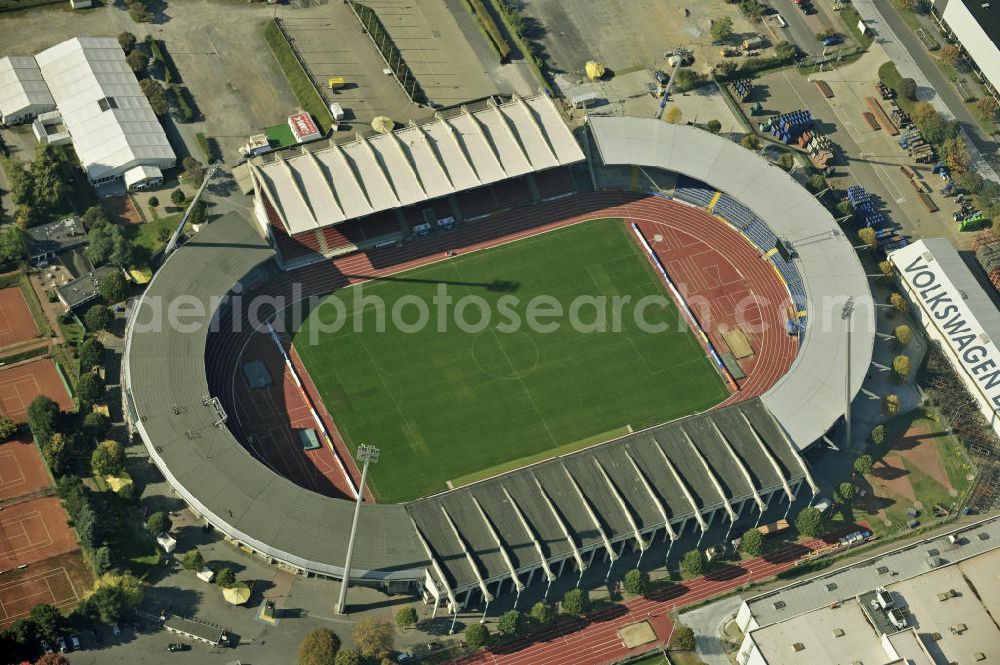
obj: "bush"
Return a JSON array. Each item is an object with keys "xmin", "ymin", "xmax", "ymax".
[
  {"xmin": 91, "ymin": 440, "xmax": 125, "ymax": 477},
  {"xmin": 854, "ymin": 454, "xmax": 874, "ymax": 476},
  {"xmin": 148, "ymin": 196, "xmax": 159, "ymax": 208},
  {"xmin": 681, "ymin": 549, "xmax": 705, "ymax": 576},
  {"xmin": 561, "ymin": 587, "xmax": 590, "ymax": 616},
  {"xmin": 182, "ymin": 549, "xmax": 204, "ymax": 571},
  {"xmin": 705, "ymin": 119, "xmax": 722, "ymax": 134},
  {"xmin": 0, "ymin": 415, "xmax": 16, "ymax": 441},
  {"xmin": 859, "ymin": 227, "xmax": 877, "ymax": 248},
  {"xmin": 529, "ymin": 601, "xmax": 554, "ymax": 625},
  {"xmin": 879, "ymin": 260, "xmax": 895, "ymax": 279},
  {"xmin": 100, "ymin": 271, "xmax": 127, "ymax": 304},
  {"xmin": 740, "ymin": 134, "xmax": 760, "ymax": 150},
  {"xmin": 806, "ymin": 174, "xmax": 827, "ymax": 194},
  {"xmin": 215, "ymin": 567, "xmax": 236, "ymax": 588},
  {"xmin": 670, "ymin": 623, "xmax": 696, "ymax": 650},
  {"xmin": 126, "ymin": 49, "xmax": 148, "ymax": 74},
  {"xmin": 334, "ymin": 650, "xmax": 361, "ymax": 665},
  {"xmin": 741, "ymin": 528, "xmax": 764, "ymax": 557},
  {"xmin": 82, "ymin": 411, "xmax": 111, "ymax": 442},
  {"xmin": 145, "ymin": 511, "xmax": 171, "ymax": 535},
  {"xmin": 666, "ymin": 106, "xmax": 683, "ymax": 124},
  {"xmin": 118, "ymin": 31, "xmax": 137, "ymax": 53},
  {"xmin": 884, "ymin": 393, "xmax": 901, "ymax": 415},
  {"xmin": 466, "ymin": 622, "xmax": 490, "ymax": 650},
  {"xmin": 84, "ymin": 304, "xmax": 112, "ymax": 332},
  {"xmin": 188, "ymin": 200, "xmax": 207, "ymax": 226},
  {"xmin": 900, "ymin": 77, "xmax": 917, "ymax": 101},
  {"xmin": 836, "ymin": 199, "xmax": 854, "ymax": 220},
  {"xmin": 777, "ymin": 152, "xmax": 794, "ymax": 171},
  {"xmin": 394, "ymin": 606, "xmax": 417, "ymax": 628},
  {"xmin": 0, "ymin": 226, "xmax": 28, "ymax": 264},
  {"xmin": 795, "ymin": 506, "xmax": 824, "ymax": 537},
  {"xmin": 622, "ymin": 568, "xmax": 648, "ymax": 595},
  {"xmin": 710, "ymin": 16, "xmax": 734, "ymax": 43},
  {"xmin": 889, "ymin": 292, "xmax": 909, "ymax": 314},
  {"xmin": 196, "ymin": 132, "xmax": 214, "ymax": 164},
  {"xmin": 871, "ymin": 424, "xmax": 886, "ymax": 446},
  {"xmin": 297, "ymin": 627, "xmax": 341, "ymax": 665},
  {"xmin": 352, "ymin": 617, "xmax": 393, "ymax": 659},
  {"xmin": 892, "ymin": 354, "xmax": 911, "ymax": 379},
  {"xmin": 836, "ymin": 481, "xmax": 858, "ymax": 505},
  {"xmin": 27, "ymin": 395, "xmax": 60, "ymax": 447},
  {"xmin": 498, "ymin": 609, "xmax": 523, "ymax": 636},
  {"xmin": 139, "ymin": 78, "xmax": 168, "ymax": 116},
  {"xmin": 170, "ymin": 188, "xmax": 186, "ymax": 206},
  {"xmin": 673, "ymin": 68, "xmax": 705, "ymax": 92}
]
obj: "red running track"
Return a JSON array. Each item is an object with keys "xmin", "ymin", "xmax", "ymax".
[
  {"xmin": 448, "ymin": 538, "xmax": 824, "ymax": 665},
  {"xmin": 206, "ymin": 192, "xmax": 799, "ymax": 498}
]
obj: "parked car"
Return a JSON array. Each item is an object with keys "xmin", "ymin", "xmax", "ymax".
[
  {"xmin": 821, "ymin": 35, "xmax": 844, "ymax": 46},
  {"xmin": 70, "ymin": 635, "xmax": 81, "ymax": 650},
  {"xmin": 57, "ymin": 636, "xmax": 68, "ymax": 653},
  {"xmin": 40, "ymin": 640, "xmax": 53, "ymax": 654},
  {"xmin": 167, "ymin": 643, "xmax": 191, "ymax": 652}
]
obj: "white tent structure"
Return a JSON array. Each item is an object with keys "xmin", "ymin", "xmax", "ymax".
[
  {"xmin": 0, "ymin": 56, "xmax": 55, "ymax": 125},
  {"xmin": 34, "ymin": 37, "xmax": 175, "ymax": 184}
]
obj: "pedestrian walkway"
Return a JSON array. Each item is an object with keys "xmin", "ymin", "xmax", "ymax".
[{"xmin": 449, "ymin": 539, "xmax": 822, "ymax": 665}]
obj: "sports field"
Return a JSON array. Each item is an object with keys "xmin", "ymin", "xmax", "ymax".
[{"xmin": 293, "ymin": 219, "xmax": 728, "ymax": 502}]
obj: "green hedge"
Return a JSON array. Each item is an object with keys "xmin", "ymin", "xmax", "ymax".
[
  {"xmin": 348, "ymin": 2, "xmax": 427, "ymax": 104},
  {"xmin": 263, "ymin": 20, "xmax": 334, "ymax": 132},
  {"xmin": 0, "ymin": 345, "xmax": 48, "ymax": 366},
  {"xmin": 464, "ymin": 0, "xmax": 511, "ymax": 61},
  {"xmin": 169, "ymin": 84, "xmax": 196, "ymax": 123},
  {"xmin": 196, "ymin": 132, "xmax": 214, "ymax": 164}
]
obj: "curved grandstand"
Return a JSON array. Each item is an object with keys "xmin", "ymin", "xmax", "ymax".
[{"xmin": 124, "ymin": 111, "xmax": 874, "ymax": 610}]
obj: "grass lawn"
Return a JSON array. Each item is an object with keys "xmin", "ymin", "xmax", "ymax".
[
  {"xmin": 129, "ymin": 213, "xmax": 182, "ymax": 260},
  {"xmin": 294, "ymin": 220, "xmax": 728, "ymax": 502},
  {"xmin": 262, "ymin": 20, "xmax": 334, "ymax": 133}
]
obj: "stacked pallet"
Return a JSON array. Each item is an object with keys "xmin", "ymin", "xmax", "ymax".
[
  {"xmin": 731, "ymin": 79, "xmax": 754, "ymax": 102},
  {"xmin": 759, "ymin": 110, "xmax": 812, "ymax": 144},
  {"xmin": 974, "ymin": 232, "xmax": 1000, "ymax": 292}
]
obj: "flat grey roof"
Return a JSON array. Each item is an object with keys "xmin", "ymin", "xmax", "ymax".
[
  {"xmin": 27, "ymin": 216, "xmax": 86, "ymax": 258},
  {"xmin": 56, "ymin": 265, "xmax": 118, "ymax": 309},
  {"xmin": 743, "ymin": 516, "xmax": 1000, "ymax": 628},
  {"xmin": 587, "ymin": 117, "xmax": 875, "ymax": 448}
]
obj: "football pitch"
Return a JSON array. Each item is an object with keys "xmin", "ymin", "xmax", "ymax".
[{"xmin": 293, "ymin": 219, "xmax": 728, "ymax": 502}]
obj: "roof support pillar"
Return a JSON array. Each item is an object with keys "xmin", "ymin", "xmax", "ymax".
[
  {"xmin": 329, "ymin": 140, "xmax": 374, "ymax": 212},
  {"xmin": 470, "ymin": 495, "xmax": 524, "ymax": 593},
  {"xmin": 513, "ymin": 93, "xmax": 558, "ymax": 162},
  {"xmin": 533, "ymin": 474, "xmax": 586, "ymax": 573},
  {"xmin": 489, "ymin": 97, "xmax": 532, "ymax": 167},
  {"xmin": 462, "ymin": 104, "xmax": 506, "ymax": 176},
  {"xmin": 302, "ymin": 148, "xmax": 345, "ymax": 220},
  {"xmin": 767, "ymin": 410, "xmax": 820, "ymax": 496},
  {"xmin": 502, "ymin": 486, "xmax": 555, "ymax": 582},
  {"xmin": 439, "ymin": 505, "xmax": 493, "ymax": 602},
  {"xmin": 436, "ymin": 113, "xmax": 481, "ymax": 183},
  {"xmin": 409, "ymin": 519, "xmax": 458, "ymax": 613}
]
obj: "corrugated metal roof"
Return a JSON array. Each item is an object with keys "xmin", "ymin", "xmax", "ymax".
[
  {"xmin": 253, "ymin": 94, "xmax": 584, "ymax": 235},
  {"xmin": 34, "ymin": 37, "xmax": 175, "ymax": 181},
  {"xmin": 0, "ymin": 55, "xmax": 55, "ymax": 121}
]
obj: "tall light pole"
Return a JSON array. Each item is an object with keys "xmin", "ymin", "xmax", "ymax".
[
  {"xmin": 334, "ymin": 444, "xmax": 379, "ymax": 615},
  {"xmin": 842, "ymin": 297, "xmax": 855, "ymax": 451}
]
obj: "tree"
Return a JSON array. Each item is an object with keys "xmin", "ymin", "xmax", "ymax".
[
  {"xmin": 836, "ymin": 199, "xmax": 854, "ymax": 220},
  {"xmin": 893, "ymin": 354, "xmax": 911, "ymax": 379},
  {"xmin": 795, "ymin": 506, "xmax": 824, "ymax": 537},
  {"xmin": 884, "ymin": 393, "xmax": 901, "ymax": 415},
  {"xmin": 188, "ymin": 199, "xmax": 207, "ymax": 226},
  {"xmin": 529, "ymin": 601, "xmax": 554, "ymax": 625},
  {"xmin": 42, "ymin": 432, "xmax": 72, "ymax": 477},
  {"xmin": 942, "ymin": 135, "xmax": 971, "ymax": 173},
  {"xmin": 705, "ymin": 119, "xmax": 722, "ymax": 134},
  {"xmin": 84, "ymin": 304, "xmax": 113, "ymax": 332},
  {"xmin": 79, "ymin": 338, "xmax": 105, "ymax": 372},
  {"xmin": 498, "ymin": 609, "xmax": 523, "ymax": 636},
  {"xmin": 665, "ymin": 106, "xmax": 683, "ymax": 124},
  {"xmin": 956, "ymin": 170, "xmax": 985, "ymax": 195},
  {"xmin": 76, "ymin": 503, "xmax": 98, "ymax": 548},
  {"xmin": 148, "ymin": 195, "xmax": 160, "ymax": 208},
  {"xmin": 118, "ymin": 31, "xmax": 137, "ymax": 53},
  {"xmin": 740, "ymin": 134, "xmax": 760, "ymax": 150},
  {"xmin": 394, "ymin": 606, "xmax": 418, "ymax": 628},
  {"xmin": 889, "ymin": 292, "xmax": 909, "ymax": 314},
  {"xmin": 91, "ymin": 440, "xmax": 125, "ymax": 476},
  {"xmin": 673, "ymin": 68, "xmax": 704, "ymax": 92},
  {"xmin": 871, "ymin": 424, "xmax": 886, "ymax": 447},
  {"xmin": 879, "ymin": 260, "xmax": 895, "ymax": 279},
  {"xmin": 976, "ymin": 96, "xmax": 998, "ymax": 120},
  {"xmin": 27, "ymin": 395, "xmax": 59, "ymax": 447},
  {"xmin": 100, "ymin": 271, "xmax": 127, "ymax": 304},
  {"xmin": 859, "ymin": 227, "xmax": 877, "ymax": 248},
  {"xmin": 854, "ymin": 454, "xmax": 874, "ymax": 476},
  {"xmin": 82, "ymin": 205, "xmax": 110, "ymax": 230},
  {"xmin": 0, "ymin": 416, "xmax": 16, "ymax": 441},
  {"xmin": 774, "ymin": 41, "xmax": 797, "ymax": 62},
  {"xmin": 561, "ymin": 587, "xmax": 590, "ymax": 616},
  {"xmin": 899, "ymin": 77, "xmax": 917, "ymax": 101},
  {"xmin": 710, "ymin": 16, "xmax": 734, "ymax": 43},
  {"xmin": 171, "ymin": 188, "xmax": 186, "ymax": 206},
  {"xmin": 352, "ymin": 617, "xmax": 393, "ymax": 659},
  {"xmin": 806, "ymin": 174, "xmax": 827, "ymax": 194},
  {"xmin": 334, "ymin": 650, "xmax": 362, "ymax": 665},
  {"xmin": 622, "ymin": 568, "xmax": 648, "ymax": 596},
  {"xmin": 939, "ymin": 44, "xmax": 962, "ymax": 66},
  {"xmin": 93, "ymin": 545, "xmax": 113, "ymax": 574},
  {"xmin": 139, "ymin": 78, "xmax": 168, "ymax": 116},
  {"xmin": 777, "ymin": 152, "xmax": 794, "ymax": 171},
  {"xmin": 29, "ymin": 604, "xmax": 62, "ymax": 642},
  {"xmin": 126, "ymin": 49, "xmax": 148, "ymax": 74},
  {"xmin": 77, "ymin": 371, "xmax": 104, "ymax": 405},
  {"xmin": 0, "ymin": 226, "xmax": 29, "ymax": 264},
  {"xmin": 182, "ymin": 156, "xmax": 205, "ymax": 184},
  {"xmin": 670, "ymin": 623, "xmax": 696, "ymax": 650},
  {"xmin": 86, "ymin": 223, "xmax": 132, "ymax": 267},
  {"xmin": 82, "ymin": 411, "xmax": 111, "ymax": 442},
  {"xmin": 465, "ymin": 622, "xmax": 489, "ymax": 650},
  {"xmin": 741, "ymin": 528, "xmax": 764, "ymax": 557},
  {"xmin": 85, "ymin": 573, "xmax": 143, "ymax": 623},
  {"xmin": 215, "ymin": 567, "xmax": 236, "ymax": 588},
  {"xmin": 145, "ymin": 511, "xmax": 171, "ymax": 535},
  {"xmin": 681, "ymin": 549, "xmax": 705, "ymax": 576},
  {"xmin": 836, "ymin": 481, "xmax": 858, "ymax": 505},
  {"xmin": 182, "ymin": 549, "xmax": 205, "ymax": 571}
]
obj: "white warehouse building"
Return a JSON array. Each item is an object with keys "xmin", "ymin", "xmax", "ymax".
[
  {"xmin": 33, "ymin": 36, "xmax": 174, "ymax": 188},
  {"xmin": 888, "ymin": 238, "xmax": 1000, "ymax": 438},
  {"xmin": 929, "ymin": 0, "xmax": 1000, "ymax": 102},
  {"xmin": 0, "ymin": 55, "xmax": 56, "ymax": 125}
]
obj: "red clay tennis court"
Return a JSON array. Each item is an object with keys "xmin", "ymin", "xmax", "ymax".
[
  {"xmin": 0, "ymin": 496, "xmax": 79, "ymax": 568},
  {"xmin": 0, "ymin": 286, "xmax": 39, "ymax": 349},
  {"xmin": 0, "ymin": 551, "xmax": 91, "ymax": 628},
  {"xmin": 0, "ymin": 358, "xmax": 73, "ymax": 423},
  {"xmin": 0, "ymin": 435, "xmax": 52, "ymax": 501}
]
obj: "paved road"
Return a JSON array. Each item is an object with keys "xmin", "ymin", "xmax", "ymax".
[
  {"xmin": 448, "ymin": 538, "xmax": 822, "ymax": 665},
  {"xmin": 767, "ymin": 0, "xmax": 821, "ymax": 56},
  {"xmin": 851, "ymin": 0, "xmax": 998, "ymax": 181}
]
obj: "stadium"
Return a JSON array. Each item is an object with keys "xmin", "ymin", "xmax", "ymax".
[{"xmin": 123, "ymin": 95, "xmax": 874, "ymax": 613}]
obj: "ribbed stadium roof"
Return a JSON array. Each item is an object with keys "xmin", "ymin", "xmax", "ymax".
[
  {"xmin": 587, "ymin": 117, "xmax": 875, "ymax": 448},
  {"xmin": 0, "ymin": 55, "xmax": 54, "ymax": 122},
  {"xmin": 250, "ymin": 93, "xmax": 585, "ymax": 235},
  {"xmin": 34, "ymin": 37, "xmax": 175, "ymax": 181}
]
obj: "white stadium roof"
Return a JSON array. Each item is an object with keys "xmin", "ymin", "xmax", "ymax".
[
  {"xmin": 251, "ymin": 93, "xmax": 585, "ymax": 235},
  {"xmin": 0, "ymin": 55, "xmax": 55, "ymax": 123},
  {"xmin": 34, "ymin": 37, "xmax": 174, "ymax": 182}
]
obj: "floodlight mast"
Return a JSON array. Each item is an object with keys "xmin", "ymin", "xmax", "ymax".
[
  {"xmin": 334, "ymin": 444, "xmax": 379, "ymax": 615},
  {"xmin": 842, "ymin": 297, "xmax": 855, "ymax": 449},
  {"xmin": 163, "ymin": 166, "xmax": 217, "ymax": 258}
]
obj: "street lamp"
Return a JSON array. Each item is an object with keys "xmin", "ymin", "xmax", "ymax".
[{"xmin": 334, "ymin": 444, "xmax": 379, "ymax": 615}]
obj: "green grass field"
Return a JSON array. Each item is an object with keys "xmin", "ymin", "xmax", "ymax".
[{"xmin": 293, "ymin": 220, "xmax": 728, "ymax": 502}]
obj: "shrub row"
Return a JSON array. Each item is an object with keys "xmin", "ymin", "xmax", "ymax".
[
  {"xmin": 464, "ymin": 0, "xmax": 511, "ymax": 61},
  {"xmin": 349, "ymin": 1, "xmax": 427, "ymax": 104},
  {"xmin": 263, "ymin": 20, "xmax": 335, "ymax": 132}
]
